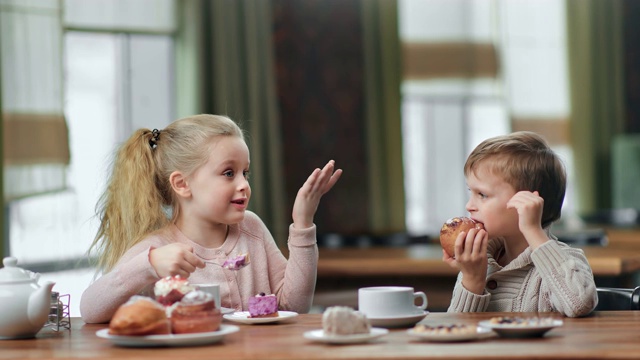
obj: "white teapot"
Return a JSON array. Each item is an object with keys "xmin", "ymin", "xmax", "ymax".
[{"xmin": 0, "ymin": 257, "xmax": 56, "ymax": 339}]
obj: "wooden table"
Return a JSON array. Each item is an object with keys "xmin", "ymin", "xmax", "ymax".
[
  {"xmin": 314, "ymin": 243, "xmax": 640, "ymax": 311},
  {"xmin": 3, "ymin": 312, "xmax": 640, "ymax": 359},
  {"xmin": 318, "ymin": 243, "xmax": 640, "ymax": 278}
]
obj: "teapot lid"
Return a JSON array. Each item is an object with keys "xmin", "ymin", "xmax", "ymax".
[{"xmin": 0, "ymin": 257, "xmax": 37, "ymax": 283}]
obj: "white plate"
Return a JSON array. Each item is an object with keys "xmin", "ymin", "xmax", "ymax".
[
  {"xmin": 223, "ymin": 310, "xmax": 298, "ymax": 324},
  {"xmin": 303, "ymin": 328, "xmax": 389, "ymax": 344},
  {"xmin": 96, "ymin": 324, "xmax": 239, "ymax": 347},
  {"xmin": 367, "ymin": 311, "xmax": 428, "ymax": 328},
  {"xmin": 478, "ymin": 319, "xmax": 563, "ymax": 338},
  {"xmin": 220, "ymin": 307, "xmax": 235, "ymax": 315},
  {"xmin": 407, "ymin": 326, "xmax": 495, "ymax": 342}
]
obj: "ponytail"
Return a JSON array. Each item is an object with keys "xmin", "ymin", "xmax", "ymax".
[{"xmin": 89, "ymin": 129, "xmax": 168, "ymax": 272}]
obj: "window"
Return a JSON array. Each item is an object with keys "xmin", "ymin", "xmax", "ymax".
[
  {"xmin": 399, "ymin": 0, "xmax": 575, "ymax": 236},
  {"xmin": 8, "ymin": 30, "xmax": 175, "ymax": 317}
]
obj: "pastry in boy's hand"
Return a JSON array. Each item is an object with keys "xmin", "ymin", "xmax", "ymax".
[
  {"xmin": 439, "ymin": 217, "xmax": 484, "ymax": 257},
  {"xmin": 109, "ymin": 296, "xmax": 170, "ymax": 336}
]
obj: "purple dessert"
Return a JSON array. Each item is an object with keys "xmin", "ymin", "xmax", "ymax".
[{"xmin": 248, "ymin": 293, "xmax": 278, "ymax": 318}]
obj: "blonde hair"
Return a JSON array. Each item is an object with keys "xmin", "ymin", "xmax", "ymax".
[
  {"xmin": 464, "ymin": 131, "xmax": 566, "ymax": 228},
  {"xmin": 89, "ymin": 114, "xmax": 245, "ymax": 272}
]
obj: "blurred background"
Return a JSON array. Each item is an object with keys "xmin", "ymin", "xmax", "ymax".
[{"xmin": 1, "ymin": 0, "xmax": 639, "ymax": 316}]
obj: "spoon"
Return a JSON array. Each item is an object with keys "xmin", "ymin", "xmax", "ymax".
[{"xmin": 205, "ymin": 253, "xmax": 250, "ymax": 271}]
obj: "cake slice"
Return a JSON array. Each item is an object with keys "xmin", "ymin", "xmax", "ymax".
[
  {"xmin": 322, "ymin": 306, "xmax": 370, "ymax": 335},
  {"xmin": 248, "ymin": 292, "xmax": 278, "ymax": 318},
  {"xmin": 222, "ymin": 253, "xmax": 250, "ymax": 270}
]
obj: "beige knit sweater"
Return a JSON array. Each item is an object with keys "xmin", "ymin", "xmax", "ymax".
[
  {"xmin": 80, "ymin": 211, "xmax": 318, "ymax": 324},
  {"xmin": 447, "ymin": 233, "xmax": 598, "ymax": 317}
]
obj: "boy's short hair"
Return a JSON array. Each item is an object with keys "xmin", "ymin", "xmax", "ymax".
[{"xmin": 464, "ymin": 131, "xmax": 567, "ymax": 228}]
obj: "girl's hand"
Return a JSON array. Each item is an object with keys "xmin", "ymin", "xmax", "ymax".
[
  {"xmin": 292, "ymin": 160, "xmax": 342, "ymax": 229},
  {"xmin": 506, "ymin": 190, "xmax": 547, "ymax": 248},
  {"xmin": 443, "ymin": 228, "xmax": 488, "ymax": 295},
  {"xmin": 149, "ymin": 243, "xmax": 205, "ymax": 279}
]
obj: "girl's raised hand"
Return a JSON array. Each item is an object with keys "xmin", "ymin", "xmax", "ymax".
[
  {"xmin": 149, "ymin": 243, "xmax": 205, "ymax": 279},
  {"xmin": 292, "ymin": 160, "xmax": 342, "ymax": 229}
]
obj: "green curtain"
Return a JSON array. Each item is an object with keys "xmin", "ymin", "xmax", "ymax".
[
  {"xmin": 567, "ymin": 0, "xmax": 626, "ymax": 215},
  {"xmin": 0, "ymin": 58, "xmax": 4, "ymax": 260},
  {"xmin": 362, "ymin": 0, "xmax": 406, "ymax": 233},
  {"xmin": 176, "ymin": 0, "xmax": 287, "ymax": 245}
]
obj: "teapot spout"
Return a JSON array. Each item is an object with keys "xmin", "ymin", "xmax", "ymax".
[{"xmin": 28, "ymin": 281, "xmax": 55, "ymax": 327}]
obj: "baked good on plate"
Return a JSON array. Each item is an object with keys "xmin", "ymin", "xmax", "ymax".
[
  {"xmin": 169, "ymin": 290, "xmax": 222, "ymax": 334},
  {"xmin": 412, "ymin": 323, "xmax": 476, "ymax": 335},
  {"xmin": 109, "ymin": 296, "xmax": 170, "ymax": 336},
  {"xmin": 439, "ymin": 217, "xmax": 484, "ymax": 257},
  {"xmin": 248, "ymin": 292, "xmax": 278, "ymax": 318},
  {"xmin": 154, "ymin": 275, "xmax": 195, "ymax": 306},
  {"xmin": 322, "ymin": 306, "xmax": 370, "ymax": 335},
  {"xmin": 489, "ymin": 316, "xmax": 556, "ymax": 326}
]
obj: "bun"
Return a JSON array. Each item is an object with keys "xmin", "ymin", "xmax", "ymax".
[
  {"xmin": 439, "ymin": 217, "xmax": 484, "ymax": 257},
  {"xmin": 109, "ymin": 296, "xmax": 170, "ymax": 336},
  {"xmin": 169, "ymin": 290, "xmax": 222, "ymax": 334}
]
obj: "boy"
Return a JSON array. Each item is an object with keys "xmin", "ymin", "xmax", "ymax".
[{"xmin": 444, "ymin": 131, "xmax": 597, "ymax": 317}]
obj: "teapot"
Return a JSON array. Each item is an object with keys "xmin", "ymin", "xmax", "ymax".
[{"xmin": 0, "ymin": 257, "xmax": 56, "ymax": 339}]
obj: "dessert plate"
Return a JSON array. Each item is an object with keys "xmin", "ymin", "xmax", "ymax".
[
  {"xmin": 367, "ymin": 311, "xmax": 429, "ymax": 328},
  {"xmin": 478, "ymin": 318, "xmax": 563, "ymax": 338},
  {"xmin": 223, "ymin": 310, "xmax": 298, "ymax": 324},
  {"xmin": 303, "ymin": 328, "xmax": 389, "ymax": 344},
  {"xmin": 220, "ymin": 307, "xmax": 235, "ymax": 315},
  {"xmin": 407, "ymin": 326, "xmax": 495, "ymax": 342},
  {"xmin": 96, "ymin": 324, "xmax": 239, "ymax": 347}
]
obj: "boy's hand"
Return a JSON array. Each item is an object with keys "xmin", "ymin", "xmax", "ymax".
[
  {"xmin": 443, "ymin": 228, "xmax": 488, "ymax": 295},
  {"xmin": 507, "ymin": 191, "xmax": 548, "ymax": 248},
  {"xmin": 292, "ymin": 160, "xmax": 342, "ymax": 229},
  {"xmin": 149, "ymin": 243, "xmax": 205, "ymax": 279}
]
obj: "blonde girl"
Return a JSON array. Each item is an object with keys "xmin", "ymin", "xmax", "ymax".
[{"xmin": 80, "ymin": 114, "xmax": 341, "ymax": 323}]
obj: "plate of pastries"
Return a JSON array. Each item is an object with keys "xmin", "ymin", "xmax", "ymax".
[{"xmin": 97, "ymin": 276, "xmax": 238, "ymax": 347}]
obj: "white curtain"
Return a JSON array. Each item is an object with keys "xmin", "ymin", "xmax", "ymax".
[{"xmin": 1, "ymin": 0, "xmax": 69, "ymax": 202}]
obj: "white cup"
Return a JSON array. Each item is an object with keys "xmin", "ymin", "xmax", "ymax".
[
  {"xmin": 193, "ymin": 283, "xmax": 221, "ymax": 308},
  {"xmin": 358, "ymin": 286, "xmax": 428, "ymax": 318}
]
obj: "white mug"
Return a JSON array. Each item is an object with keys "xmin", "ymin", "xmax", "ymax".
[
  {"xmin": 358, "ymin": 286, "xmax": 427, "ymax": 317},
  {"xmin": 193, "ymin": 283, "xmax": 221, "ymax": 308}
]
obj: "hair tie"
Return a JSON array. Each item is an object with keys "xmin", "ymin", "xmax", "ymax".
[{"xmin": 149, "ymin": 129, "xmax": 161, "ymax": 149}]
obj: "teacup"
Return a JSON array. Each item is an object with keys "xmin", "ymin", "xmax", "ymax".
[
  {"xmin": 193, "ymin": 283, "xmax": 221, "ymax": 308},
  {"xmin": 358, "ymin": 286, "xmax": 427, "ymax": 318}
]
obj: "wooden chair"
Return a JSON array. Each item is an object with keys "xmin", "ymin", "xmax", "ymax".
[{"xmin": 595, "ymin": 286, "xmax": 640, "ymax": 310}]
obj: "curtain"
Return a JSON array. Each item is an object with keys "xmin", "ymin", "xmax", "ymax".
[
  {"xmin": 178, "ymin": 0, "xmax": 288, "ymax": 245},
  {"xmin": 567, "ymin": 0, "xmax": 626, "ymax": 214},
  {"xmin": 178, "ymin": 0, "xmax": 406, "ymax": 242},
  {"xmin": 361, "ymin": 0, "xmax": 405, "ymax": 233},
  {"xmin": 1, "ymin": 1, "xmax": 70, "ymax": 203}
]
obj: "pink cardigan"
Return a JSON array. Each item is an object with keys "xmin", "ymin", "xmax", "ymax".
[{"xmin": 80, "ymin": 211, "xmax": 318, "ymax": 323}]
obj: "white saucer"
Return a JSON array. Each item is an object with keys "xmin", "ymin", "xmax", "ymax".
[
  {"xmin": 96, "ymin": 324, "xmax": 239, "ymax": 347},
  {"xmin": 220, "ymin": 307, "xmax": 235, "ymax": 315},
  {"xmin": 223, "ymin": 311, "xmax": 298, "ymax": 324},
  {"xmin": 407, "ymin": 326, "xmax": 495, "ymax": 342},
  {"xmin": 478, "ymin": 318, "xmax": 563, "ymax": 338},
  {"xmin": 367, "ymin": 311, "xmax": 428, "ymax": 328},
  {"xmin": 303, "ymin": 328, "xmax": 389, "ymax": 344}
]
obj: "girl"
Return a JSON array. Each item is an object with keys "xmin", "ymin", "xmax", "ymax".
[
  {"xmin": 444, "ymin": 131, "xmax": 597, "ymax": 317},
  {"xmin": 80, "ymin": 114, "xmax": 342, "ymax": 323}
]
